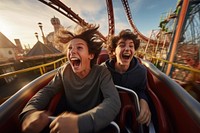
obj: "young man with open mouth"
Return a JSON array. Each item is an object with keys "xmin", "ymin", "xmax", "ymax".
[
  {"xmin": 103, "ymin": 29, "xmax": 151, "ymax": 127},
  {"xmin": 20, "ymin": 25, "xmax": 121, "ymax": 133}
]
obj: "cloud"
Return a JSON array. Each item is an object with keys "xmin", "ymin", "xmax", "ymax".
[
  {"xmin": 0, "ymin": 0, "xmax": 177, "ymax": 48},
  {"xmin": 129, "ymin": 0, "xmax": 144, "ymax": 14},
  {"xmin": 0, "ymin": 0, "xmax": 74, "ymax": 46},
  {"xmin": 61, "ymin": 0, "xmax": 108, "ymax": 35},
  {"xmin": 62, "ymin": 0, "xmax": 105, "ymax": 17},
  {"xmin": 147, "ymin": 4, "xmax": 157, "ymax": 10},
  {"xmin": 0, "ymin": 0, "xmax": 110, "ymax": 47}
]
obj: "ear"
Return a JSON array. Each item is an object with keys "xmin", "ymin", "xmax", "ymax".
[{"xmin": 89, "ymin": 54, "xmax": 94, "ymax": 60}]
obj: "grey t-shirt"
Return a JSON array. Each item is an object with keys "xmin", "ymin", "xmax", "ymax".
[{"xmin": 20, "ymin": 62, "xmax": 121, "ymax": 133}]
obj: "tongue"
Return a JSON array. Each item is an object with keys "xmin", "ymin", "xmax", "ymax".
[
  {"xmin": 74, "ymin": 60, "xmax": 80, "ymax": 67},
  {"xmin": 123, "ymin": 56, "xmax": 129, "ymax": 59}
]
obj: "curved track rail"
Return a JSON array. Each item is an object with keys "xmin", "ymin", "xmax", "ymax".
[
  {"xmin": 39, "ymin": 0, "xmax": 160, "ymax": 45},
  {"xmin": 106, "ymin": 0, "xmax": 115, "ymax": 38},
  {"xmin": 121, "ymin": 0, "xmax": 158, "ymax": 44},
  {"xmin": 38, "ymin": 0, "xmax": 106, "ymax": 41}
]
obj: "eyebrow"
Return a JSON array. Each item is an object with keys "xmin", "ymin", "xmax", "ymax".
[
  {"xmin": 69, "ymin": 42, "xmax": 85, "ymax": 46},
  {"xmin": 76, "ymin": 42, "xmax": 86, "ymax": 45},
  {"xmin": 118, "ymin": 40, "xmax": 134, "ymax": 44},
  {"xmin": 117, "ymin": 40, "xmax": 125, "ymax": 44}
]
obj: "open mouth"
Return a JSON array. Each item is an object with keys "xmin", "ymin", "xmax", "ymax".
[
  {"xmin": 70, "ymin": 57, "xmax": 81, "ymax": 68},
  {"xmin": 122, "ymin": 53, "xmax": 131, "ymax": 60}
]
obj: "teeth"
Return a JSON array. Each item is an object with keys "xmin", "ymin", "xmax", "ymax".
[
  {"xmin": 71, "ymin": 57, "xmax": 79, "ymax": 60},
  {"xmin": 122, "ymin": 53, "xmax": 131, "ymax": 59},
  {"xmin": 123, "ymin": 53, "xmax": 130, "ymax": 56},
  {"xmin": 70, "ymin": 57, "xmax": 81, "ymax": 67}
]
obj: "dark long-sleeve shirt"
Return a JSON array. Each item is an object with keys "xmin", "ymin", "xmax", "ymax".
[
  {"xmin": 20, "ymin": 62, "xmax": 121, "ymax": 133},
  {"xmin": 102, "ymin": 57, "xmax": 148, "ymax": 102}
]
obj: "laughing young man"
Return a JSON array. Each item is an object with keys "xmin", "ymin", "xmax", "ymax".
[
  {"xmin": 103, "ymin": 29, "xmax": 151, "ymax": 126},
  {"xmin": 20, "ymin": 25, "xmax": 121, "ymax": 133}
]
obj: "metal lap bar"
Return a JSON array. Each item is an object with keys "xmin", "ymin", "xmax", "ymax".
[
  {"xmin": 115, "ymin": 85, "xmax": 144, "ymax": 133},
  {"xmin": 110, "ymin": 121, "xmax": 120, "ymax": 133}
]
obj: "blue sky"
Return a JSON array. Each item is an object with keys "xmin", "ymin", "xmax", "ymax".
[{"xmin": 0, "ymin": 0, "xmax": 178, "ymax": 48}]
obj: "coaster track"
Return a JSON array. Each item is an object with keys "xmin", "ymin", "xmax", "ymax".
[
  {"xmin": 39, "ymin": 0, "xmax": 157, "ymax": 44},
  {"xmin": 120, "ymin": 0, "xmax": 157, "ymax": 44},
  {"xmin": 38, "ymin": 0, "xmax": 107, "ymax": 41}
]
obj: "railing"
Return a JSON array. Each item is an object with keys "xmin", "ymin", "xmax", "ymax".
[
  {"xmin": 0, "ymin": 57, "xmax": 67, "ymax": 79},
  {"xmin": 1, "ymin": 53, "xmax": 199, "ymax": 81},
  {"xmin": 1, "ymin": 52, "xmax": 199, "ymax": 83},
  {"xmin": 137, "ymin": 52, "xmax": 200, "ymax": 74}
]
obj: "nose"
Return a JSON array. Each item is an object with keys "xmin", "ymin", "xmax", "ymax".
[
  {"xmin": 125, "ymin": 46, "xmax": 130, "ymax": 51},
  {"xmin": 69, "ymin": 47, "xmax": 76, "ymax": 54}
]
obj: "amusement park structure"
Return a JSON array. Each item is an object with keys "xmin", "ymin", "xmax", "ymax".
[
  {"xmin": 38, "ymin": 0, "xmax": 200, "ymax": 98},
  {"xmin": 39, "ymin": 0, "xmax": 199, "ymax": 77},
  {"xmin": 0, "ymin": 0, "xmax": 200, "ymax": 133}
]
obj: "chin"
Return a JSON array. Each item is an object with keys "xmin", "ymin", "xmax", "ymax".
[
  {"xmin": 121, "ymin": 60, "xmax": 130, "ymax": 64},
  {"xmin": 71, "ymin": 67, "xmax": 80, "ymax": 73}
]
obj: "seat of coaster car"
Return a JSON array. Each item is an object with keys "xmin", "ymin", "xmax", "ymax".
[
  {"xmin": 1, "ymin": 52, "xmax": 199, "ymax": 133},
  {"xmin": 95, "ymin": 51, "xmax": 168, "ymax": 133},
  {"xmin": 97, "ymin": 50, "xmax": 109, "ymax": 65},
  {"xmin": 47, "ymin": 55, "xmax": 198, "ymax": 133},
  {"xmin": 47, "ymin": 85, "xmax": 144, "ymax": 133}
]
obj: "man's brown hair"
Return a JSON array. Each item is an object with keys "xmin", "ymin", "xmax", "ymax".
[
  {"xmin": 107, "ymin": 29, "xmax": 140, "ymax": 59},
  {"xmin": 57, "ymin": 24, "xmax": 103, "ymax": 66}
]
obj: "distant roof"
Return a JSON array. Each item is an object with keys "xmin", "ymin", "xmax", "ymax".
[
  {"xmin": 0, "ymin": 32, "xmax": 16, "ymax": 48},
  {"xmin": 26, "ymin": 41, "xmax": 61, "ymax": 56},
  {"xmin": 47, "ymin": 44, "xmax": 62, "ymax": 53}
]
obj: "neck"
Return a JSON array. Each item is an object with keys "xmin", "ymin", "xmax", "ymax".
[
  {"xmin": 76, "ymin": 68, "xmax": 91, "ymax": 79},
  {"xmin": 115, "ymin": 62, "xmax": 129, "ymax": 74}
]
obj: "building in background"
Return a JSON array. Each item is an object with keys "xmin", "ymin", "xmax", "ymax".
[
  {"xmin": 0, "ymin": 32, "xmax": 17, "ymax": 62},
  {"xmin": 14, "ymin": 39, "xmax": 24, "ymax": 55},
  {"xmin": 26, "ymin": 41, "xmax": 61, "ymax": 57},
  {"xmin": 46, "ymin": 16, "xmax": 65, "ymax": 52},
  {"xmin": 0, "ymin": 32, "xmax": 17, "ymax": 84}
]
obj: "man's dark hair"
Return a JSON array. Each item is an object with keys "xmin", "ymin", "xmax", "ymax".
[
  {"xmin": 107, "ymin": 29, "xmax": 140, "ymax": 59},
  {"xmin": 58, "ymin": 24, "xmax": 103, "ymax": 66}
]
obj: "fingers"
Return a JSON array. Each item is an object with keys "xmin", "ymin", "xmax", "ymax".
[
  {"xmin": 49, "ymin": 112, "xmax": 70, "ymax": 133},
  {"xmin": 22, "ymin": 111, "xmax": 50, "ymax": 133},
  {"xmin": 146, "ymin": 116, "xmax": 151, "ymax": 126},
  {"xmin": 49, "ymin": 121, "xmax": 60, "ymax": 133},
  {"xmin": 137, "ymin": 110, "xmax": 151, "ymax": 125},
  {"xmin": 137, "ymin": 99, "xmax": 151, "ymax": 126},
  {"xmin": 49, "ymin": 112, "xmax": 78, "ymax": 133}
]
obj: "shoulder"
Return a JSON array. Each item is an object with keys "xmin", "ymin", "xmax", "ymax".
[
  {"xmin": 57, "ymin": 61, "xmax": 71, "ymax": 73},
  {"xmin": 100, "ymin": 60, "xmax": 114, "ymax": 70},
  {"xmin": 134, "ymin": 57, "xmax": 145, "ymax": 68},
  {"xmin": 138, "ymin": 60, "xmax": 147, "ymax": 72},
  {"xmin": 92, "ymin": 64, "xmax": 111, "ymax": 76},
  {"xmin": 132, "ymin": 57, "xmax": 147, "ymax": 74},
  {"xmin": 93, "ymin": 64, "xmax": 108, "ymax": 72},
  {"xmin": 99, "ymin": 58, "xmax": 110, "ymax": 66}
]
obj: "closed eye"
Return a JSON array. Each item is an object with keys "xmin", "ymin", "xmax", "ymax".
[
  {"xmin": 129, "ymin": 45, "xmax": 134, "ymax": 48},
  {"xmin": 77, "ymin": 46, "xmax": 83, "ymax": 50},
  {"xmin": 118, "ymin": 43, "xmax": 125, "ymax": 48}
]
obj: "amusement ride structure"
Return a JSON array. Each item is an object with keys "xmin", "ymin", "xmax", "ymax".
[{"xmin": 38, "ymin": 0, "xmax": 200, "ymax": 100}]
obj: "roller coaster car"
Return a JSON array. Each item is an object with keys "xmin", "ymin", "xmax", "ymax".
[{"xmin": 0, "ymin": 56, "xmax": 200, "ymax": 133}]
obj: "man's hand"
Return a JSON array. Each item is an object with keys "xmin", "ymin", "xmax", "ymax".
[
  {"xmin": 49, "ymin": 112, "xmax": 79, "ymax": 133},
  {"xmin": 22, "ymin": 110, "xmax": 50, "ymax": 133},
  {"xmin": 137, "ymin": 99, "xmax": 151, "ymax": 126}
]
